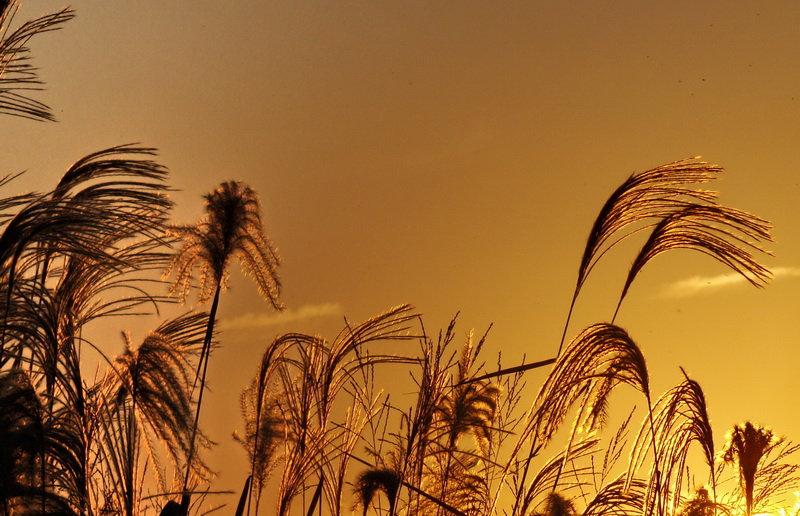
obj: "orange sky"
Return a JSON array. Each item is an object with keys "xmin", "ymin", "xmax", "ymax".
[{"xmin": 5, "ymin": 0, "xmax": 800, "ymax": 511}]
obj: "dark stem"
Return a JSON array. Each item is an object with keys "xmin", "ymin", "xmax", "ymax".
[
  {"xmin": 181, "ymin": 283, "xmax": 222, "ymax": 513},
  {"xmin": 557, "ymin": 289, "xmax": 580, "ymax": 357},
  {"xmin": 644, "ymin": 392, "xmax": 664, "ymax": 516}
]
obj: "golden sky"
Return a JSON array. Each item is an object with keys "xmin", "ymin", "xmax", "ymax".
[{"xmin": 5, "ymin": 0, "xmax": 800, "ymax": 509}]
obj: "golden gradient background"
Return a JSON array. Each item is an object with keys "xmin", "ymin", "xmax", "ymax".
[{"xmin": 5, "ymin": 0, "xmax": 799, "ymax": 509}]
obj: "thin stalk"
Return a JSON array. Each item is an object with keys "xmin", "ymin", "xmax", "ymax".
[
  {"xmin": 644, "ymin": 392, "xmax": 664, "ymax": 516},
  {"xmin": 512, "ymin": 433, "xmax": 543, "ymax": 516},
  {"xmin": 611, "ymin": 297, "xmax": 623, "ymax": 325},
  {"xmin": 552, "ymin": 390, "xmax": 593, "ymax": 492},
  {"xmin": 181, "ymin": 283, "xmax": 222, "ymax": 512},
  {"xmin": 126, "ymin": 397, "xmax": 137, "ymax": 516},
  {"xmin": 557, "ymin": 290, "xmax": 580, "ymax": 357},
  {"xmin": 234, "ymin": 476, "xmax": 252, "ymax": 516}
]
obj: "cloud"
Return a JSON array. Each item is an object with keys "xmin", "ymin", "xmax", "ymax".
[
  {"xmin": 773, "ymin": 266, "xmax": 800, "ymax": 279},
  {"xmin": 661, "ymin": 266, "xmax": 800, "ymax": 298},
  {"xmin": 220, "ymin": 302, "xmax": 343, "ymax": 331}
]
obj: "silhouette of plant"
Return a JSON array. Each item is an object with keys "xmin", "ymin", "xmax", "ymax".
[
  {"xmin": 166, "ymin": 180, "xmax": 282, "ymax": 307},
  {"xmin": 627, "ymin": 371, "xmax": 716, "ymax": 516},
  {"xmin": 428, "ymin": 330, "xmax": 500, "ymax": 515},
  {"xmin": 613, "ymin": 204, "xmax": 772, "ymax": 321},
  {"xmin": 239, "ymin": 304, "xmax": 419, "ymax": 515},
  {"xmin": 467, "ymin": 158, "xmax": 770, "ymax": 404},
  {"xmin": 0, "ymin": 144, "xmax": 172, "ymax": 366},
  {"xmin": 720, "ymin": 422, "xmax": 800, "ymax": 516},
  {"xmin": 232, "ymin": 354, "xmax": 284, "ymax": 516},
  {"xmin": 531, "ymin": 492, "xmax": 577, "ymax": 516},
  {"xmin": 561, "ymin": 158, "xmax": 723, "ymax": 353},
  {"xmin": 0, "ymin": 2, "xmax": 74, "ymax": 121},
  {"xmin": 435, "ymin": 331, "xmax": 500, "ymax": 455},
  {"xmin": 354, "ymin": 468, "xmax": 400, "ymax": 516},
  {"xmin": 0, "ymin": 368, "xmax": 46, "ymax": 514},
  {"xmin": 511, "ymin": 322, "xmax": 652, "ymax": 512},
  {"xmin": 722, "ymin": 422, "xmax": 776, "ymax": 516},
  {"xmin": 676, "ymin": 488, "xmax": 731, "ymax": 516},
  {"xmin": 0, "ymin": 62, "xmax": 787, "ymax": 516},
  {"xmin": 100, "ymin": 313, "xmax": 208, "ymax": 515},
  {"xmin": 166, "ymin": 180, "xmax": 283, "ymax": 510},
  {"xmin": 583, "ymin": 477, "xmax": 646, "ymax": 516}
]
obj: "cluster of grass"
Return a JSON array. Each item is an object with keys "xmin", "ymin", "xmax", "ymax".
[{"xmin": 0, "ymin": 4, "xmax": 797, "ymax": 516}]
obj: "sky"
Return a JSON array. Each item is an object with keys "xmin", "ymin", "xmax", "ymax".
[{"xmin": 4, "ymin": 0, "xmax": 800, "ymax": 511}]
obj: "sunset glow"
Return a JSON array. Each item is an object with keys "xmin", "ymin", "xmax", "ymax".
[{"xmin": 2, "ymin": 1, "xmax": 798, "ymax": 515}]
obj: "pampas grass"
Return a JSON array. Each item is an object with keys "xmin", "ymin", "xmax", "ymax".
[{"xmin": 0, "ymin": 62, "xmax": 788, "ymax": 516}]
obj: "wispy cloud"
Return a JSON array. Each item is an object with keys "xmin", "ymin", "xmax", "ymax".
[
  {"xmin": 773, "ymin": 266, "xmax": 800, "ymax": 279},
  {"xmin": 220, "ymin": 302, "xmax": 343, "ymax": 331},
  {"xmin": 661, "ymin": 266, "xmax": 800, "ymax": 298}
]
